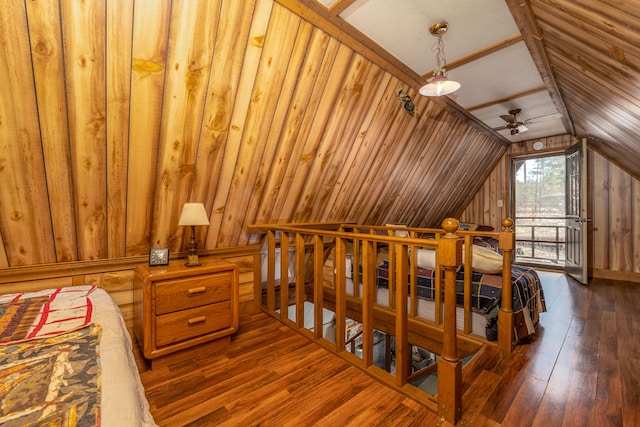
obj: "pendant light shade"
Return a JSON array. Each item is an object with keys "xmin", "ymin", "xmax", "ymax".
[
  {"xmin": 419, "ymin": 72, "xmax": 461, "ymax": 96},
  {"xmin": 420, "ymin": 22, "xmax": 460, "ymax": 97}
]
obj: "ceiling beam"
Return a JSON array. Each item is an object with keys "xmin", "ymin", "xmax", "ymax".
[
  {"xmin": 325, "ymin": 0, "xmax": 358, "ymax": 15},
  {"xmin": 466, "ymin": 86, "xmax": 547, "ymax": 112},
  {"xmin": 504, "ymin": 0, "xmax": 574, "ymax": 135},
  {"xmin": 421, "ymin": 33, "xmax": 523, "ymax": 79}
]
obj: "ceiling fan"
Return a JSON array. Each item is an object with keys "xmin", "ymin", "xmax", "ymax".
[{"xmin": 494, "ymin": 108, "xmax": 562, "ymax": 135}]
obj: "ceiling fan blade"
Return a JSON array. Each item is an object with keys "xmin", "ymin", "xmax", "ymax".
[
  {"xmin": 523, "ymin": 112, "xmax": 563, "ymax": 124},
  {"xmin": 500, "ymin": 114, "xmax": 515, "ymax": 122},
  {"xmin": 493, "ymin": 125, "xmax": 508, "ymax": 131}
]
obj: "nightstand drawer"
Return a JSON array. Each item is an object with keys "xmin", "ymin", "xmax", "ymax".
[
  {"xmin": 155, "ymin": 301, "xmax": 232, "ymax": 347},
  {"xmin": 155, "ymin": 272, "xmax": 232, "ymax": 315}
]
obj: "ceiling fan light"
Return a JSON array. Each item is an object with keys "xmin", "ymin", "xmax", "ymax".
[{"xmin": 419, "ymin": 72, "xmax": 461, "ymax": 97}]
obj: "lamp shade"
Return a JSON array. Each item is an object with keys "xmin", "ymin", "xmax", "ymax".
[
  {"xmin": 419, "ymin": 73, "xmax": 461, "ymax": 97},
  {"xmin": 178, "ymin": 203, "xmax": 210, "ymax": 226}
]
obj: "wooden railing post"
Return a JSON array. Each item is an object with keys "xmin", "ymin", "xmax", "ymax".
[
  {"xmin": 295, "ymin": 233, "xmax": 305, "ymax": 329},
  {"xmin": 280, "ymin": 234, "xmax": 290, "ymax": 317},
  {"xmin": 498, "ymin": 218, "xmax": 515, "ymax": 352},
  {"xmin": 437, "ymin": 218, "xmax": 462, "ymax": 424},
  {"xmin": 394, "ymin": 242, "xmax": 409, "ymax": 386},
  {"xmin": 266, "ymin": 231, "xmax": 276, "ymax": 312},
  {"xmin": 313, "ymin": 235, "xmax": 324, "ymax": 340}
]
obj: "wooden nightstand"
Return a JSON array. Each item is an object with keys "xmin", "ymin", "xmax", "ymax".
[{"xmin": 133, "ymin": 257, "xmax": 238, "ymax": 366}]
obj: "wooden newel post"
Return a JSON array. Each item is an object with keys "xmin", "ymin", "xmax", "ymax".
[
  {"xmin": 437, "ymin": 218, "xmax": 462, "ymax": 423},
  {"xmin": 497, "ymin": 218, "xmax": 515, "ymax": 352}
]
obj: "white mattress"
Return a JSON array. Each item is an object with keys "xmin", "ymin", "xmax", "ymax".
[{"xmin": 90, "ymin": 287, "xmax": 157, "ymax": 426}]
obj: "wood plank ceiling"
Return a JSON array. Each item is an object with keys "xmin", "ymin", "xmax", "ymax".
[{"xmin": 0, "ymin": 0, "xmax": 505, "ymax": 267}]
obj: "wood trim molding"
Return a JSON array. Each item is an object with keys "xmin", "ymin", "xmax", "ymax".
[
  {"xmin": 0, "ymin": 245, "xmax": 261, "ymax": 284},
  {"xmin": 593, "ymin": 268, "xmax": 640, "ymax": 284}
]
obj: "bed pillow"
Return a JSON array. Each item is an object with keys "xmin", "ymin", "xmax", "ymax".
[
  {"xmin": 470, "ymin": 245, "xmax": 503, "ymax": 274},
  {"xmin": 475, "ymin": 224, "xmax": 495, "ymax": 232},
  {"xmin": 385, "ymin": 223, "xmax": 410, "ymax": 238},
  {"xmin": 416, "ymin": 248, "xmax": 436, "ymax": 269},
  {"xmin": 458, "ymin": 222, "xmax": 478, "ymax": 231}
]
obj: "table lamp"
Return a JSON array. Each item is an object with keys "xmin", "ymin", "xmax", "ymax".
[{"xmin": 178, "ymin": 202, "xmax": 210, "ymax": 266}]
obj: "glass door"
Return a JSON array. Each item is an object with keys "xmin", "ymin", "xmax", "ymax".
[
  {"xmin": 564, "ymin": 139, "xmax": 588, "ymax": 284},
  {"xmin": 512, "ymin": 154, "xmax": 566, "ymax": 267}
]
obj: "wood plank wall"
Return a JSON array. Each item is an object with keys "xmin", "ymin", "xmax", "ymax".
[
  {"xmin": 0, "ymin": 0, "xmax": 506, "ymax": 275},
  {"xmin": 460, "ymin": 134, "xmax": 640, "ymax": 282}
]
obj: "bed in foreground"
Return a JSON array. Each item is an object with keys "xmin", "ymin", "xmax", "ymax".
[{"xmin": 0, "ymin": 285, "xmax": 156, "ymax": 427}]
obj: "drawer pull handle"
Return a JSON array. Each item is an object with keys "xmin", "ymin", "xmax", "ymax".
[
  {"xmin": 188, "ymin": 316, "xmax": 206, "ymax": 326},
  {"xmin": 188, "ymin": 287, "xmax": 206, "ymax": 295}
]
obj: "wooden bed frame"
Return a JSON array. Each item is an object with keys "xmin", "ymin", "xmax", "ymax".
[{"xmin": 248, "ymin": 218, "xmax": 518, "ymax": 424}]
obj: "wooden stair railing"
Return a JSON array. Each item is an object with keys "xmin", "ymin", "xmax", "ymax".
[{"xmin": 247, "ymin": 218, "xmax": 515, "ymax": 425}]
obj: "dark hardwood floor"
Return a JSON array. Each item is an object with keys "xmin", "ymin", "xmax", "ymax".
[{"xmin": 135, "ymin": 272, "xmax": 640, "ymax": 426}]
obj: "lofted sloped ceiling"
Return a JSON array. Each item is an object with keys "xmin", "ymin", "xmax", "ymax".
[
  {"xmin": 0, "ymin": 0, "xmax": 505, "ymax": 268},
  {"xmin": 313, "ymin": 0, "xmax": 640, "ymax": 178}
]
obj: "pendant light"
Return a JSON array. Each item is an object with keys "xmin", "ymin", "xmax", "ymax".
[{"xmin": 419, "ymin": 22, "xmax": 461, "ymax": 97}]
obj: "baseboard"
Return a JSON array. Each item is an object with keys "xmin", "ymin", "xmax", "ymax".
[{"xmin": 592, "ymin": 268, "xmax": 640, "ymax": 283}]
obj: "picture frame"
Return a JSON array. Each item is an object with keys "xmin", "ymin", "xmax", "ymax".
[{"xmin": 149, "ymin": 248, "xmax": 170, "ymax": 266}]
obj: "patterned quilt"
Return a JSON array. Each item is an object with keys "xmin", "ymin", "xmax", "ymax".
[
  {"xmin": 375, "ymin": 261, "xmax": 546, "ymax": 342},
  {"xmin": 0, "ymin": 286, "xmax": 101, "ymax": 426},
  {"xmin": 0, "ymin": 324, "xmax": 102, "ymax": 426}
]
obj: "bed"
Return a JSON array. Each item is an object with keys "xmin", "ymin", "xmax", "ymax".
[
  {"xmin": 345, "ymin": 231, "xmax": 546, "ymax": 344},
  {"xmin": 369, "ymin": 261, "xmax": 544, "ymax": 341},
  {"xmin": 0, "ymin": 285, "xmax": 157, "ymax": 427}
]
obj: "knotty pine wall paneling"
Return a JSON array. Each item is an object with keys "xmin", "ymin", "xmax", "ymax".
[
  {"xmin": 126, "ymin": 0, "xmax": 170, "ymax": 256},
  {"xmin": 27, "ymin": 0, "xmax": 78, "ymax": 263},
  {"xmin": 106, "ymin": 0, "xmax": 133, "ymax": 259},
  {"xmin": 590, "ymin": 149, "xmax": 640, "ymax": 279},
  {"xmin": 207, "ymin": 0, "xmax": 275, "ymax": 249},
  {"xmin": 0, "ymin": 1, "xmax": 55, "ymax": 267},
  {"xmin": 221, "ymin": 4, "xmax": 306, "ymax": 247},
  {"xmin": 1, "ymin": 0, "xmax": 506, "ymax": 278},
  {"xmin": 151, "ymin": 0, "xmax": 221, "ymax": 252},
  {"xmin": 63, "ymin": 0, "xmax": 108, "ymax": 261}
]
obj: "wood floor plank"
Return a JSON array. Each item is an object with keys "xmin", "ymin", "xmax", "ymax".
[
  {"xmin": 255, "ymin": 368, "xmax": 371, "ymax": 425},
  {"xmin": 530, "ymin": 363, "xmax": 572, "ymax": 427},
  {"xmin": 500, "ymin": 376, "xmax": 547, "ymax": 426}
]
